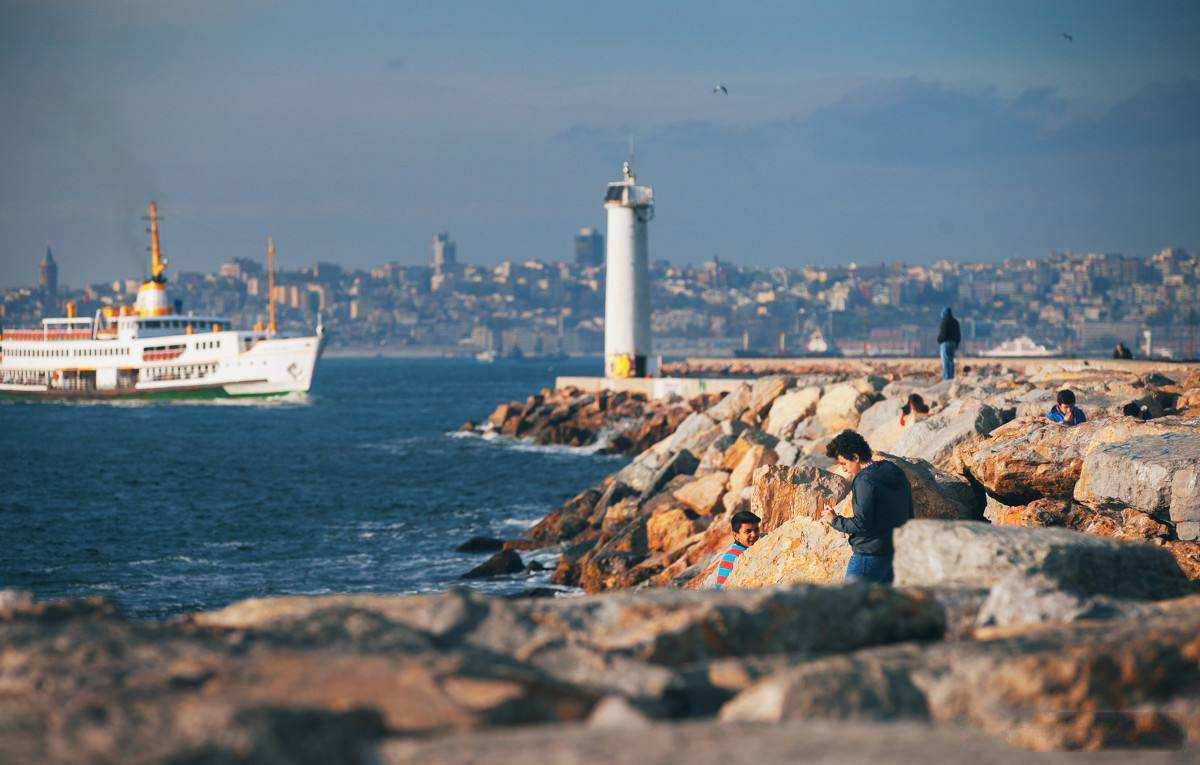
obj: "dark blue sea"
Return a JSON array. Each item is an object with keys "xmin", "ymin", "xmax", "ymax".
[{"xmin": 0, "ymin": 358, "xmax": 622, "ymax": 618}]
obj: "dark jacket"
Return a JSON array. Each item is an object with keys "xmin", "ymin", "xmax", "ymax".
[
  {"xmin": 831, "ymin": 460, "xmax": 914, "ymax": 556},
  {"xmin": 937, "ymin": 313, "xmax": 961, "ymax": 344}
]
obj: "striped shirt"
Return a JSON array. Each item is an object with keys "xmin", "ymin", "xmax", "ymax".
[{"xmin": 713, "ymin": 542, "xmax": 748, "ymax": 590}]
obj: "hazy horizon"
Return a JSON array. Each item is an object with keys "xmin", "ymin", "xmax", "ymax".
[{"xmin": 3, "ymin": 0, "xmax": 1199, "ymax": 288}]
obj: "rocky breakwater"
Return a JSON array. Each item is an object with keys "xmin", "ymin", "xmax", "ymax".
[
  {"xmin": 0, "ymin": 585, "xmax": 944, "ymax": 762},
  {"xmin": 459, "ymin": 386, "xmax": 723, "ymax": 455},
  {"xmin": 498, "ymin": 364, "xmax": 1200, "ymax": 594},
  {"xmin": 6, "ymin": 523, "xmax": 1200, "ymax": 761}
]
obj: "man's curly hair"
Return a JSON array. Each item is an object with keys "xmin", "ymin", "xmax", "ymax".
[{"xmin": 825, "ymin": 429, "xmax": 872, "ymax": 462}]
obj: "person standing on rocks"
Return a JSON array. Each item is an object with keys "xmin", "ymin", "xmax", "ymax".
[
  {"xmin": 937, "ymin": 307, "xmax": 961, "ymax": 380},
  {"xmin": 819, "ymin": 430, "xmax": 913, "ymax": 584},
  {"xmin": 1047, "ymin": 389, "xmax": 1087, "ymax": 426},
  {"xmin": 713, "ymin": 511, "xmax": 760, "ymax": 590}
]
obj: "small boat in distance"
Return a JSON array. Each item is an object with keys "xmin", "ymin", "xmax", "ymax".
[
  {"xmin": 0, "ymin": 202, "xmax": 324, "ymax": 399},
  {"xmin": 980, "ymin": 336, "xmax": 1061, "ymax": 358},
  {"xmin": 474, "ymin": 349, "xmax": 498, "ymax": 363}
]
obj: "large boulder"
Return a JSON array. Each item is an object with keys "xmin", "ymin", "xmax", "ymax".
[
  {"xmin": 815, "ymin": 382, "xmax": 876, "ymax": 431},
  {"xmin": 720, "ymin": 597, "xmax": 1200, "ymax": 751},
  {"xmin": 954, "ymin": 417, "xmax": 1109, "ymax": 506},
  {"xmin": 877, "ymin": 453, "xmax": 984, "ymax": 520},
  {"xmin": 646, "ymin": 508, "xmax": 703, "ymax": 553},
  {"xmin": 1074, "ymin": 433, "xmax": 1200, "ymax": 540},
  {"xmin": 727, "ymin": 444, "xmax": 778, "ymax": 493},
  {"xmin": 986, "ymin": 496, "xmax": 1171, "ymax": 542},
  {"xmin": 856, "ymin": 399, "xmax": 908, "ymax": 453},
  {"xmin": 663, "ymin": 412, "xmax": 719, "ymax": 454},
  {"xmin": 718, "ymin": 429, "xmax": 778, "ymax": 471},
  {"xmin": 751, "ymin": 464, "xmax": 851, "ymax": 535},
  {"xmin": 671, "ymin": 472, "xmax": 729, "ymax": 516},
  {"xmin": 747, "ymin": 375, "xmax": 795, "ymax": 418},
  {"xmin": 718, "ymin": 515, "xmax": 853, "ymax": 588},
  {"xmin": 763, "ymin": 387, "xmax": 821, "ymax": 438},
  {"xmin": 721, "ymin": 457, "xmax": 979, "ymax": 589},
  {"xmin": 893, "ymin": 520, "xmax": 1193, "ymax": 599},
  {"xmin": 705, "ymin": 382, "xmax": 752, "ymax": 422},
  {"xmin": 890, "ymin": 398, "xmax": 1007, "ymax": 469}
]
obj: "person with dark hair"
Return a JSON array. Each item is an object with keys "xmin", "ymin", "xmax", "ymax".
[
  {"xmin": 819, "ymin": 430, "xmax": 913, "ymax": 584},
  {"xmin": 899, "ymin": 393, "xmax": 929, "ymax": 427},
  {"xmin": 1113, "ymin": 343, "xmax": 1133, "ymax": 360},
  {"xmin": 1121, "ymin": 401, "xmax": 1151, "ymax": 420},
  {"xmin": 714, "ymin": 510, "xmax": 760, "ymax": 590},
  {"xmin": 937, "ymin": 307, "xmax": 961, "ymax": 380},
  {"xmin": 1047, "ymin": 389, "xmax": 1086, "ymax": 426}
]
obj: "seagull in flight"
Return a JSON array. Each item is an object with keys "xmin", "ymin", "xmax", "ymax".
[
  {"xmin": 1061, "ymin": 32, "xmax": 1073, "ymax": 42},
  {"xmin": 712, "ymin": 84, "xmax": 728, "ymax": 95}
]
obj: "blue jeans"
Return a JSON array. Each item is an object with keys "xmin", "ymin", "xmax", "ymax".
[
  {"xmin": 940, "ymin": 341, "xmax": 958, "ymax": 380},
  {"xmin": 845, "ymin": 553, "xmax": 894, "ymax": 584}
]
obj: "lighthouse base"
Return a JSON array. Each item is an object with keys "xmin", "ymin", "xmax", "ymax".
[{"xmin": 604, "ymin": 353, "xmax": 647, "ymax": 379}]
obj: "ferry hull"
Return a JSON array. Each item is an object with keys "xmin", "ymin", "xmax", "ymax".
[{"xmin": 0, "ymin": 335, "xmax": 323, "ymax": 401}]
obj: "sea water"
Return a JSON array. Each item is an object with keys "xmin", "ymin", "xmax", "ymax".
[{"xmin": 0, "ymin": 358, "xmax": 621, "ymax": 618}]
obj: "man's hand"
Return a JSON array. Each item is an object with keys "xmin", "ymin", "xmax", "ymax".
[{"xmin": 818, "ymin": 495, "xmax": 835, "ymax": 525}]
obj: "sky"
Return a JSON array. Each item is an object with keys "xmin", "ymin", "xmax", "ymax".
[{"xmin": 2, "ymin": 0, "xmax": 1199, "ymax": 288}]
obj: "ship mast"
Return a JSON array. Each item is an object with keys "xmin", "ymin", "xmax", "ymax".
[
  {"xmin": 148, "ymin": 201, "xmax": 166, "ymax": 282},
  {"xmin": 267, "ymin": 236, "xmax": 277, "ymax": 336}
]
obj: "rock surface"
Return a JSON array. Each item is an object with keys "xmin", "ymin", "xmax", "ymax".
[
  {"xmin": 1074, "ymin": 433, "xmax": 1200, "ymax": 538},
  {"xmin": 893, "ymin": 520, "xmax": 1193, "ymax": 599}
]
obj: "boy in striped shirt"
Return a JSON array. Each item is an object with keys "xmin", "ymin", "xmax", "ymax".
[{"xmin": 714, "ymin": 510, "xmax": 760, "ymax": 590}]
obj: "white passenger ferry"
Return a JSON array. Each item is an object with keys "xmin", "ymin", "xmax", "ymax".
[{"xmin": 0, "ymin": 202, "xmax": 323, "ymax": 400}]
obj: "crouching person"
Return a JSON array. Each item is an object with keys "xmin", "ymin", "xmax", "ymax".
[
  {"xmin": 713, "ymin": 510, "xmax": 760, "ymax": 590},
  {"xmin": 819, "ymin": 430, "xmax": 913, "ymax": 585}
]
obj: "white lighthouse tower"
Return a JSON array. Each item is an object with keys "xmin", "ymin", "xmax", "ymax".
[{"xmin": 603, "ymin": 161, "xmax": 654, "ymax": 378}]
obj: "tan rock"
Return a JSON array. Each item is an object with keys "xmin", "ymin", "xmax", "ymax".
[
  {"xmin": 815, "ymin": 383, "xmax": 876, "ymax": 431},
  {"xmin": 750, "ymin": 464, "xmax": 851, "ymax": 535},
  {"xmin": 720, "ymin": 514, "xmax": 853, "ymax": 588},
  {"xmin": 763, "ymin": 387, "xmax": 821, "ymax": 438},
  {"xmin": 878, "ymin": 453, "xmax": 983, "ymax": 520},
  {"xmin": 747, "ymin": 375, "xmax": 795, "ymax": 417},
  {"xmin": 672, "ymin": 472, "xmax": 729, "ymax": 516},
  {"xmin": 728, "ymin": 444, "xmax": 778, "ymax": 493},
  {"xmin": 987, "ymin": 496, "xmax": 1171, "ymax": 542},
  {"xmin": 646, "ymin": 508, "xmax": 702, "ymax": 553},
  {"xmin": 955, "ymin": 417, "xmax": 1110, "ymax": 505},
  {"xmin": 1074, "ymin": 434, "xmax": 1200, "ymax": 537}
]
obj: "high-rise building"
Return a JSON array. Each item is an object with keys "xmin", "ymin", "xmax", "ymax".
[
  {"xmin": 432, "ymin": 232, "xmax": 457, "ymax": 275},
  {"xmin": 39, "ymin": 246, "xmax": 58, "ymax": 306},
  {"xmin": 574, "ymin": 227, "xmax": 604, "ymax": 267}
]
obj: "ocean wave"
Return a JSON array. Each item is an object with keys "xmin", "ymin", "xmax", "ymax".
[{"xmin": 447, "ymin": 429, "xmax": 624, "ymax": 458}]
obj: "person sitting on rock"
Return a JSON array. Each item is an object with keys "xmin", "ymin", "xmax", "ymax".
[
  {"xmin": 713, "ymin": 510, "xmax": 760, "ymax": 590},
  {"xmin": 1121, "ymin": 401, "xmax": 1151, "ymax": 420},
  {"xmin": 1046, "ymin": 389, "xmax": 1086, "ymax": 426},
  {"xmin": 898, "ymin": 393, "xmax": 930, "ymax": 427},
  {"xmin": 819, "ymin": 430, "xmax": 913, "ymax": 585}
]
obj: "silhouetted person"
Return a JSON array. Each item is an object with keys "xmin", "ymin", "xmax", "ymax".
[
  {"xmin": 1113, "ymin": 342, "xmax": 1132, "ymax": 360},
  {"xmin": 937, "ymin": 307, "xmax": 961, "ymax": 380}
]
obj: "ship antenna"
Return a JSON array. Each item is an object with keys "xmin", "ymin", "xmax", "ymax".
[
  {"xmin": 267, "ymin": 236, "xmax": 277, "ymax": 336},
  {"xmin": 145, "ymin": 201, "xmax": 167, "ymax": 283}
]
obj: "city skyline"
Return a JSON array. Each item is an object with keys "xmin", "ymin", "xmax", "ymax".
[{"xmin": 3, "ymin": 1, "xmax": 1199, "ymax": 287}]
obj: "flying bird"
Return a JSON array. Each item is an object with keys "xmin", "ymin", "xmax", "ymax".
[
  {"xmin": 712, "ymin": 84, "xmax": 728, "ymax": 95},
  {"xmin": 1061, "ymin": 32, "xmax": 1073, "ymax": 42}
]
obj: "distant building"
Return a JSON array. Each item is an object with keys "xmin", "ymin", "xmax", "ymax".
[
  {"xmin": 432, "ymin": 232, "xmax": 458, "ymax": 292},
  {"xmin": 574, "ymin": 226, "xmax": 604, "ymax": 267},
  {"xmin": 432, "ymin": 232, "xmax": 457, "ymax": 275},
  {"xmin": 40, "ymin": 246, "xmax": 58, "ymax": 306}
]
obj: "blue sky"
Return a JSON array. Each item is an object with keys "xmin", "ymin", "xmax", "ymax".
[{"xmin": 2, "ymin": 0, "xmax": 1198, "ymax": 287}]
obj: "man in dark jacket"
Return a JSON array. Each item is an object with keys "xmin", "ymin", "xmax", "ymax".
[
  {"xmin": 937, "ymin": 307, "xmax": 961, "ymax": 380},
  {"xmin": 819, "ymin": 430, "xmax": 913, "ymax": 584}
]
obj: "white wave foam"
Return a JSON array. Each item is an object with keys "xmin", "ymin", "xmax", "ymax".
[{"xmin": 448, "ymin": 429, "xmax": 624, "ymax": 458}]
